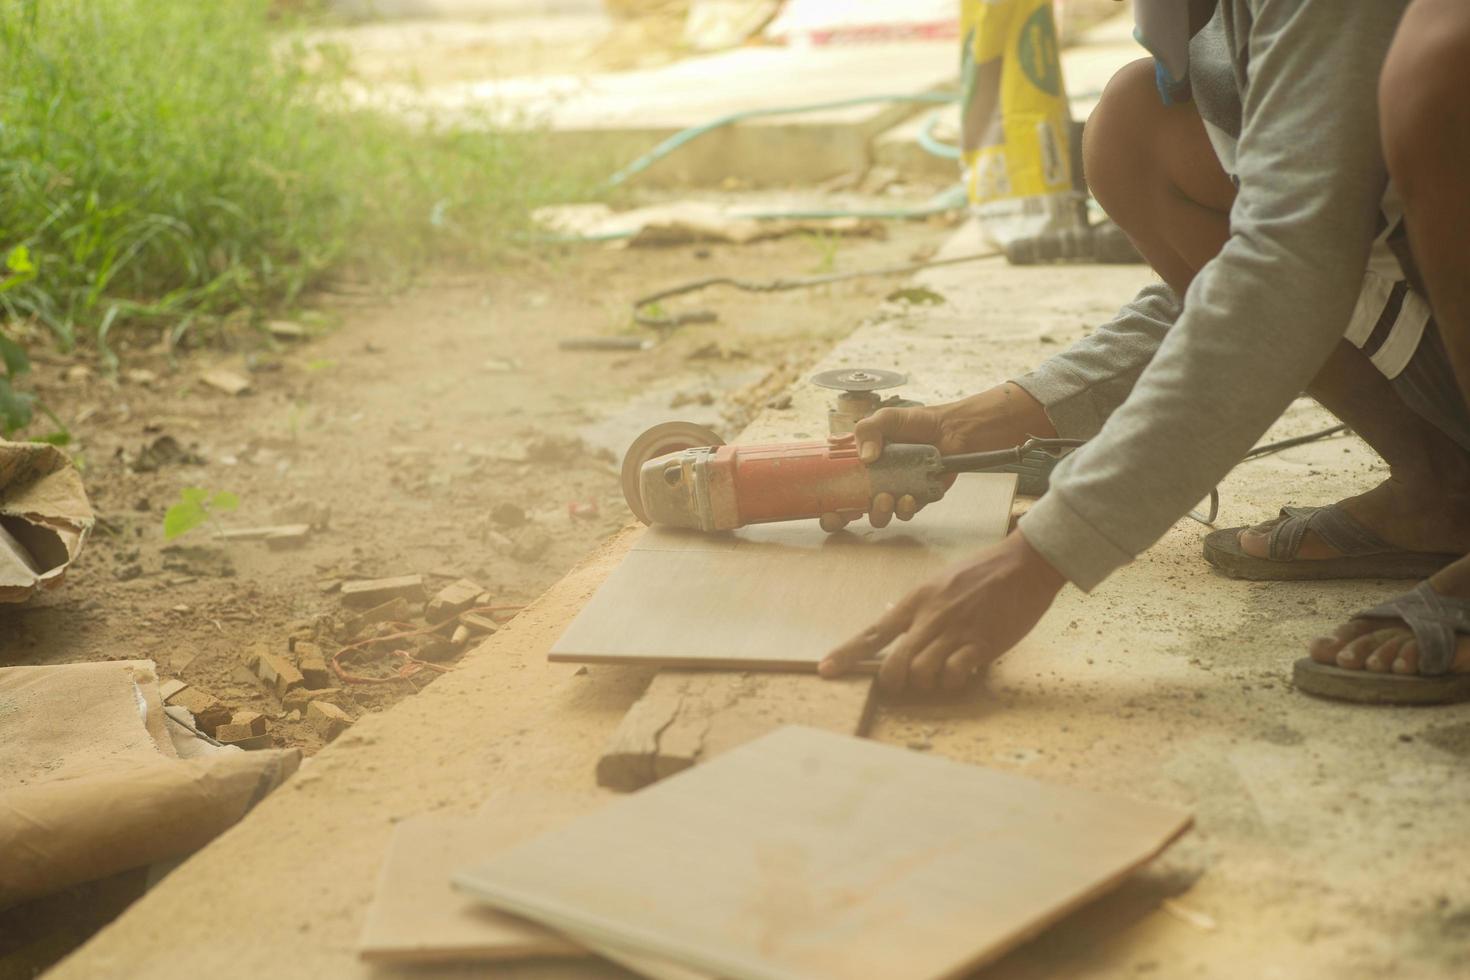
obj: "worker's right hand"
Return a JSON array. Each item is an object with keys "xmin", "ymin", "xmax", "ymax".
[{"xmin": 820, "ymin": 382, "xmax": 1057, "ymax": 532}]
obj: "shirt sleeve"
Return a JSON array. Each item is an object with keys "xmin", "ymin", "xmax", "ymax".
[
  {"xmin": 1011, "ymin": 282, "xmax": 1182, "ymax": 439},
  {"xmin": 1018, "ymin": 0, "xmax": 1402, "ymax": 592}
]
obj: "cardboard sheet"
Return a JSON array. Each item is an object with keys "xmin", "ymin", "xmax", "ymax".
[{"xmin": 0, "ymin": 440, "xmax": 92, "ymax": 604}]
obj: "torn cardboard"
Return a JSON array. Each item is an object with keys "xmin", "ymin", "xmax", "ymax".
[
  {"xmin": 0, "ymin": 440, "xmax": 93, "ymax": 604},
  {"xmin": 0, "ymin": 661, "xmax": 300, "ymax": 909}
]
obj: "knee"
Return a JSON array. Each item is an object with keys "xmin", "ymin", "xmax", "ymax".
[
  {"xmin": 1083, "ymin": 59, "xmax": 1167, "ymax": 221},
  {"xmin": 1379, "ymin": 1, "xmax": 1470, "ymax": 195}
]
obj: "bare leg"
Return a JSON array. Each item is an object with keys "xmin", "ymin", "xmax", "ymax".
[
  {"xmin": 1312, "ymin": 0, "xmax": 1470, "ymax": 675},
  {"xmin": 1086, "ymin": 59, "xmax": 1470, "ymax": 565}
]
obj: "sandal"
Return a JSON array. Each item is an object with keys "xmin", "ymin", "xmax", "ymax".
[
  {"xmin": 1203, "ymin": 505, "xmax": 1457, "ymax": 581},
  {"xmin": 1294, "ymin": 581, "xmax": 1470, "ymax": 704}
]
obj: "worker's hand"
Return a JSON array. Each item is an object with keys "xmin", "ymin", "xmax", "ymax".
[
  {"xmin": 819, "ymin": 530, "xmax": 1065, "ymax": 694},
  {"xmin": 820, "ymin": 382, "xmax": 1057, "ymax": 531}
]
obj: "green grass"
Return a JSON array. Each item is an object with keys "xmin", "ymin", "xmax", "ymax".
[{"xmin": 0, "ymin": 0, "xmax": 587, "ymax": 411}]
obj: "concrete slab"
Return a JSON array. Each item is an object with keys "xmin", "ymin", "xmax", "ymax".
[
  {"xmin": 53, "ymin": 229, "xmax": 1470, "ymax": 978},
  {"xmin": 370, "ymin": 41, "xmax": 957, "ymax": 186}
]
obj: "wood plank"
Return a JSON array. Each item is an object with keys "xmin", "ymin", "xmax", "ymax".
[
  {"xmin": 456, "ymin": 727, "xmax": 1193, "ymax": 980},
  {"xmin": 550, "ymin": 473, "xmax": 1017, "ymax": 670},
  {"xmin": 596, "ymin": 671, "xmax": 876, "ymax": 792}
]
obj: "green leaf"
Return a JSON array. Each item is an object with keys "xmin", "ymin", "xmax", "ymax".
[
  {"xmin": 0, "ymin": 335, "xmax": 29, "ymax": 378},
  {"xmin": 0, "ymin": 377, "xmax": 35, "ymax": 437},
  {"xmin": 6, "ymin": 245, "xmax": 34, "ymax": 276},
  {"xmin": 210, "ymin": 490, "xmax": 239, "ymax": 511},
  {"xmin": 178, "ymin": 487, "xmax": 209, "ymax": 507},
  {"xmin": 163, "ymin": 500, "xmax": 206, "ymax": 540}
]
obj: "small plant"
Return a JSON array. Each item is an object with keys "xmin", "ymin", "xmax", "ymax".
[
  {"xmin": 163, "ymin": 487, "xmax": 239, "ymax": 541},
  {"xmin": 0, "ymin": 245, "xmax": 37, "ymax": 436},
  {"xmin": 801, "ymin": 232, "xmax": 841, "ymax": 274}
]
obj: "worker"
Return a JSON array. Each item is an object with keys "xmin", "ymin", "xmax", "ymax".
[{"xmin": 820, "ymin": 0, "xmax": 1470, "ymax": 699}]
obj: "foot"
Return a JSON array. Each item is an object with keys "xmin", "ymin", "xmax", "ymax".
[
  {"xmin": 1239, "ymin": 476, "xmax": 1470, "ymax": 560},
  {"xmin": 1308, "ymin": 555, "xmax": 1470, "ymax": 675}
]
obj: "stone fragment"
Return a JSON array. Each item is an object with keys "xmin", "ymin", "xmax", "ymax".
[{"xmin": 199, "ymin": 368, "xmax": 251, "ymax": 395}]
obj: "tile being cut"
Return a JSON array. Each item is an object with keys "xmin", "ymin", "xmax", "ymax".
[
  {"xmin": 454, "ymin": 726, "xmax": 1193, "ymax": 980},
  {"xmin": 549, "ymin": 472, "xmax": 1017, "ymax": 670}
]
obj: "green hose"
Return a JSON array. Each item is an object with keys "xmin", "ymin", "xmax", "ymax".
[{"xmin": 607, "ymin": 92, "xmax": 959, "ymax": 186}]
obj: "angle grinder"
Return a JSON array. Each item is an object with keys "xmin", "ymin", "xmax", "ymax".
[{"xmin": 620, "ymin": 420, "xmax": 1080, "ymax": 532}]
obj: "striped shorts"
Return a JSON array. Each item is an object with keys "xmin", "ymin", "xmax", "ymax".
[{"xmin": 1347, "ymin": 191, "xmax": 1470, "ymax": 453}]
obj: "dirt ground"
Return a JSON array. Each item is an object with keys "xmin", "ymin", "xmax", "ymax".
[{"xmin": 0, "ymin": 217, "xmax": 954, "ymax": 758}]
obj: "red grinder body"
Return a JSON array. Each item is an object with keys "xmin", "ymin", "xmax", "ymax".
[{"xmin": 635, "ymin": 433, "xmax": 951, "ymax": 532}]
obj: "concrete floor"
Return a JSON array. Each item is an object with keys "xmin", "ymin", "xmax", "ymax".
[{"xmin": 49, "ymin": 224, "xmax": 1470, "ymax": 979}]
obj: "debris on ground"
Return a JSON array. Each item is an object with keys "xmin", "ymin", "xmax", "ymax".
[
  {"xmin": 533, "ymin": 201, "xmax": 885, "ymax": 248},
  {"xmin": 0, "ymin": 440, "xmax": 94, "ymax": 604},
  {"xmin": 341, "ymin": 574, "xmax": 427, "ymax": 607},
  {"xmin": 426, "ymin": 578, "xmax": 485, "ymax": 623},
  {"xmin": 129, "ymin": 434, "xmax": 206, "ymax": 473},
  {"xmin": 307, "ymin": 701, "xmax": 353, "ymax": 741},
  {"xmin": 199, "ymin": 368, "xmax": 252, "ymax": 396}
]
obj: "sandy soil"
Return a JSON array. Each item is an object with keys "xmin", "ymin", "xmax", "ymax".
[
  {"xmin": 29, "ymin": 222, "xmax": 1470, "ymax": 980},
  {"xmin": 2, "ymin": 218, "xmax": 950, "ymax": 749}
]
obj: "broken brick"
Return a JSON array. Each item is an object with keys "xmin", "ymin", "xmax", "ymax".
[
  {"xmin": 342, "ymin": 596, "xmax": 413, "ymax": 637},
  {"xmin": 340, "ymin": 574, "xmax": 425, "ymax": 608},
  {"xmin": 230, "ymin": 710, "xmax": 267, "ymax": 737},
  {"xmin": 426, "ymin": 578, "xmax": 484, "ymax": 623},
  {"xmin": 168, "ymin": 688, "xmax": 232, "ymax": 736},
  {"xmin": 307, "ymin": 701, "xmax": 352, "ymax": 741},
  {"xmin": 298, "ymin": 655, "xmax": 332, "ymax": 690},
  {"xmin": 256, "ymin": 651, "xmax": 304, "ymax": 697},
  {"xmin": 459, "ymin": 611, "xmax": 500, "ymax": 635},
  {"xmin": 216, "ymin": 711, "xmax": 269, "ymax": 748},
  {"xmin": 283, "ymin": 686, "xmax": 342, "ymax": 713}
]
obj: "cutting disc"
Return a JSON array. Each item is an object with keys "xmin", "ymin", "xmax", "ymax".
[
  {"xmin": 809, "ymin": 368, "xmax": 907, "ymax": 393},
  {"xmin": 620, "ymin": 421, "xmax": 725, "ymax": 524}
]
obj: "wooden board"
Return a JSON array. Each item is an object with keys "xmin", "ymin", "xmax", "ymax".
[
  {"xmin": 550, "ymin": 474, "xmax": 1017, "ymax": 670},
  {"xmin": 358, "ymin": 798, "xmax": 710, "ymax": 979},
  {"xmin": 455, "ymin": 726, "xmax": 1192, "ymax": 980},
  {"xmin": 597, "ymin": 671, "xmax": 876, "ymax": 792}
]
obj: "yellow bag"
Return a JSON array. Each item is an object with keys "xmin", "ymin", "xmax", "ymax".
[{"xmin": 960, "ymin": 0, "xmax": 1085, "ymax": 247}]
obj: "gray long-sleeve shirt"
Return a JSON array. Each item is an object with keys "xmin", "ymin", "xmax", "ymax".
[{"xmin": 1012, "ymin": 0, "xmax": 1410, "ymax": 592}]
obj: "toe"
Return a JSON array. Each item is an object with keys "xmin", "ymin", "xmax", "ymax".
[
  {"xmin": 1393, "ymin": 640, "xmax": 1420, "ymax": 675},
  {"xmin": 1311, "ymin": 619, "xmax": 1379, "ymax": 663},
  {"xmin": 1238, "ymin": 528, "xmax": 1269, "ymax": 559},
  {"xmin": 1337, "ymin": 632, "xmax": 1382, "ymax": 670},
  {"xmin": 1364, "ymin": 630, "xmax": 1411, "ymax": 673}
]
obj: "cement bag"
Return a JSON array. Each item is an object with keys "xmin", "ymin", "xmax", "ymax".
[
  {"xmin": 0, "ymin": 661, "xmax": 300, "ymax": 909},
  {"xmin": 960, "ymin": 0, "xmax": 1086, "ymax": 248},
  {"xmin": 0, "ymin": 439, "xmax": 92, "ymax": 604}
]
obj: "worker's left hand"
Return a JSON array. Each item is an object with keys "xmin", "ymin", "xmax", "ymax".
[{"xmin": 819, "ymin": 530, "xmax": 1065, "ymax": 694}]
